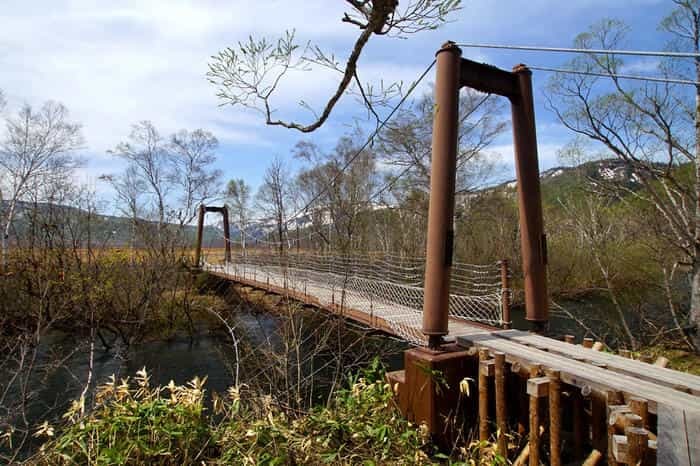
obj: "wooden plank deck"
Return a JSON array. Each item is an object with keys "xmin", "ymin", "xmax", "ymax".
[
  {"xmin": 497, "ymin": 329, "xmax": 700, "ymax": 396},
  {"xmin": 456, "ymin": 332, "xmax": 700, "ymax": 414}
]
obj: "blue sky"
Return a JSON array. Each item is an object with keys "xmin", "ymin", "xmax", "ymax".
[{"xmin": 0, "ymin": 0, "xmax": 679, "ymax": 209}]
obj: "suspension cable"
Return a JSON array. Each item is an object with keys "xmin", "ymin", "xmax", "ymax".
[
  {"xmin": 281, "ymin": 58, "xmax": 437, "ymax": 229},
  {"xmin": 455, "ymin": 42, "xmax": 700, "ymax": 58},
  {"xmin": 529, "ymin": 65, "xmax": 700, "ymax": 86}
]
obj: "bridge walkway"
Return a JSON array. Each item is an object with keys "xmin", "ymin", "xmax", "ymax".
[{"xmin": 204, "ymin": 260, "xmax": 700, "ymax": 464}]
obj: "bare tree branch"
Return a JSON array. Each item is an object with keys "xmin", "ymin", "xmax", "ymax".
[{"xmin": 207, "ymin": 1, "xmax": 461, "ymax": 133}]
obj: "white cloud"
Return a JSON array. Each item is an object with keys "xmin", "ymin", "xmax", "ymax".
[
  {"xmin": 0, "ymin": 1, "xmax": 368, "ymax": 157},
  {"xmin": 620, "ymin": 59, "xmax": 662, "ymax": 74},
  {"xmin": 0, "ymin": 0, "xmax": 679, "ymax": 202},
  {"xmin": 488, "ymin": 142, "xmax": 564, "ymax": 177}
]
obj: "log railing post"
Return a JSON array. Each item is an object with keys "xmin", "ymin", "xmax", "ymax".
[
  {"xmin": 500, "ymin": 259, "xmax": 511, "ymax": 329},
  {"xmin": 625, "ymin": 426, "xmax": 649, "ymax": 465},
  {"xmin": 547, "ymin": 370, "xmax": 562, "ymax": 466},
  {"xmin": 527, "ymin": 376, "xmax": 549, "ymax": 466},
  {"xmin": 478, "ymin": 349, "xmax": 492, "ymax": 444},
  {"xmin": 494, "ymin": 352, "xmax": 508, "ymax": 455}
]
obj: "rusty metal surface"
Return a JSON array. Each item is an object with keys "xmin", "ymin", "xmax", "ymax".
[
  {"xmin": 510, "ymin": 65, "xmax": 549, "ymax": 324},
  {"xmin": 195, "ymin": 205, "xmax": 232, "ymax": 265},
  {"xmin": 422, "ymin": 42, "xmax": 462, "ymax": 345},
  {"xmin": 459, "ymin": 58, "xmax": 519, "ymax": 98},
  {"xmin": 402, "ymin": 344, "xmax": 476, "ymax": 445},
  {"xmin": 424, "ymin": 43, "xmax": 549, "ymax": 338},
  {"xmin": 194, "ymin": 205, "xmax": 205, "ymax": 267},
  {"xmin": 220, "ymin": 206, "xmax": 232, "ymax": 263}
]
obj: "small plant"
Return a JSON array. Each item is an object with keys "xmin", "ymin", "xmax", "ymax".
[
  {"xmin": 31, "ymin": 363, "xmax": 509, "ymax": 465},
  {"xmin": 33, "ymin": 369, "xmax": 213, "ymax": 465},
  {"xmin": 215, "ymin": 361, "xmax": 435, "ymax": 465}
]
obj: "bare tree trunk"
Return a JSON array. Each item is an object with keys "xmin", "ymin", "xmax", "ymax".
[
  {"xmin": 664, "ymin": 266, "xmax": 695, "ymax": 350},
  {"xmin": 1, "ymin": 197, "xmax": 19, "ymax": 270},
  {"xmin": 692, "ymin": 234, "xmax": 700, "ymax": 350},
  {"xmin": 595, "ymin": 254, "xmax": 637, "ymax": 350},
  {"xmin": 1, "ymin": 230, "xmax": 7, "ymax": 270},
  {"xmin": 691, "ymin": 32, "xmax": 700, "ymax": 351}
]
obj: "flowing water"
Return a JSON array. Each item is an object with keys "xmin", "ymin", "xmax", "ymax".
[
  {"xmin": 2, "ymin": 303, "xmax": 408, "ymax": 460},
  {"xmin": 4, "ymin": 284, "xmax": 635, "ymax": 461}
]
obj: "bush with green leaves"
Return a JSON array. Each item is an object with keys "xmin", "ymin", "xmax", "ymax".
[
  {"xmin": 215, "ymin": 360, "xmax": 433, "ymax": 465},
  {"xmin": 31, "ymin": 369, "xmax": 214, "ymax": 465},
  {"xmin": 27, "ymin": 363, "xmax": 505, "ymax": 465}
]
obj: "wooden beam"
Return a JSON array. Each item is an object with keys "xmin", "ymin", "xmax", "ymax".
[
  {"xmin": 529, "ymin": 389, "xmax": 541, "ymax": 466},
  {"xmin": 626, "ymin": 427, "xmax": 649, "ymax": 465},
  {"xmin": 606, "ymin": 391, "xmax": 624, "ymax": 465},
  {"xmin": 653, "ymin": 356, "xmax": 669, "ymax": 368},
  {"xmin": 526, "ymin": 377, "xmax": 550, "ymax": 398},
  {"xmin": 629, "ymin": 398, "xmax": 649, "ymax": 430}
]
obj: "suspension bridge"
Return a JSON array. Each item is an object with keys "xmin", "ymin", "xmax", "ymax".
[
  {"xmin": 199, "ymin": 247, "xmax": 700, "ymax": 465},
  {"xmin": 203, "ymin": 251, "xmax": 509, "ymax": 345},
  {"xmin": 194, "ymin": 43, "xmax": 700, "ymax": 465}
]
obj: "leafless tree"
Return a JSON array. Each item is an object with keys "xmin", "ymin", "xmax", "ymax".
[
  {"xmin": 226, "ymin": 178, "xmax": 252, "ymax": 252},
  {"xmin": 0, "ymin": 101, "xmax": 83, "ymax": 268},
  {"xmin": 358, "ymin": 89, "xmax": 506, "ymax": 257},
  {"xmin": 100, "ymin": 166, "xmax": 147, "ymax": 254},
  {"xmin": 107, "ymin": 122, "xmax": 222, "ymax": 255},
  {"xmin": 170, "ymin": 129, "xmax": 222, "ymax": 227},
  {"xmin": 207, "ymin": 0, "xmax": 462, "ymax": 133},
  {"xmin": 257, "ymin": 157, "xmax": 292, "ymax": 256},
  {"xmin": 546, "ymin": 6, "xmax": 700, "ymax": 350},
  {"xmin": 109, "ymin": 122, "xmax": 170, "ymax": 236},
  {"xmin": 379, "ymin": 88, "xmax": 506, "ymax": 194},
  {"xmin": 294, "ymin": 131, "xmax": 379, "ymax": 254}
]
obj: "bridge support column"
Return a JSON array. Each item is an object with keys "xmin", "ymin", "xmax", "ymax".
[
  {"xmin": 194, "ymin": 205, "xmax": 205, "ymax": 267},
  {"xmin": 422, "ymin": 43, "xmax": 550, "ymax": 341},
  {"xmin": 511, "ymin": 65, "xmax": 548, "ymax": 328},
  {"xmin": 221, "ymin": 205, "xmax": 232, "ymax": 263},
  {"xmin": 422, "ymin": 42, "xmax": 462, "ymax": 348},
  {"xmin": 395, "ymin": 344, "xmax": 476, "ymax": 447},
  {"xmin": 193, "ymin": 204, "xmax": 232, "ymax": 267}
]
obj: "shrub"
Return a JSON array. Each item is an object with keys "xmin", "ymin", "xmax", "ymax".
[
  {"xmin": 33, "ymin": 369, "xmax": 213, "ymax": 465},
  {"xmin": 30, "ymin": 364, "xmax": 505, "ymax": 465}
]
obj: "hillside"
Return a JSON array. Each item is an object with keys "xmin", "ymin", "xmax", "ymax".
[
  {"xmin": 2, "ymin": 159, "xmax": 662, "ymax": 249},
  {"xmin": 496, "ymin": 158, "xmax": 648, "ymax": 198},
  {"xmin": 3, "ymin": 201, "xmax": 225, "ymax": 248}
]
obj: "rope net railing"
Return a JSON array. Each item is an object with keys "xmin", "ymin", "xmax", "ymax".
[{"xmin": 202, "ymin": 249, "xmax": 506, "ymax": 346}]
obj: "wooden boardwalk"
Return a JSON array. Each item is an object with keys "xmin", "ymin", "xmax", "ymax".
[{"xmin": 204, "ymin": 262, "xmax": 700, "ymax": 464}]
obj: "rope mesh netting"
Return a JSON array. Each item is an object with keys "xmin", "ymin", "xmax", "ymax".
[{"xmin": 203, "ymin": 250, "xmax": 506, "ymax": 346}]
